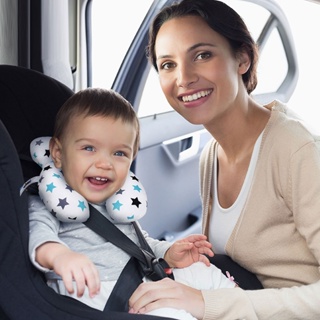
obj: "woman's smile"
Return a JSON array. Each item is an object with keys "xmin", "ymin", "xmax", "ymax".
[{"xmin": 179, "ymin": 89, "xmax": 213, "ymax": 103}]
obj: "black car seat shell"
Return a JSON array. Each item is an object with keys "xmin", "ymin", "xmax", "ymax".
[{"xmin": 0, "ymin": 65, "xmax": 171, "ymax": 320}]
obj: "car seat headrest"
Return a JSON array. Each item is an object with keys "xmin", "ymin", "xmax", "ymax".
[{"xmin": 0, "ymin": 65, "xmax": 73, "ymax": 181}]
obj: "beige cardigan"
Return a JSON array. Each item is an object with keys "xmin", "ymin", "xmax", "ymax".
[{"xmin": 199, "ymin": 101, "xmax": 320, "ymax": 319}]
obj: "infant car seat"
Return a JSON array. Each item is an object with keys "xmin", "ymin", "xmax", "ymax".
[{"xmin": 0, "ymin": 64, "xmax": 172, "ymax": 320}]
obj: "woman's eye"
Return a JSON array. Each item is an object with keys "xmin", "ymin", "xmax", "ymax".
[
  {"xmin": 160, "ymin": 61, "xmax": 175, "ymax": 70},
  {"xmin": 196, "ymin": 52, "xmax": 212, "ymax": 60}
]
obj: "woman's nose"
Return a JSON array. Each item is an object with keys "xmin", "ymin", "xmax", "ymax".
[{"xmin": 176, "ymin": 63, "xmax": 198, "ymax": 88}]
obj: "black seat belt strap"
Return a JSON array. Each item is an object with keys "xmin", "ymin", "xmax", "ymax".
[
  {"xmin": 84, "ymin": 205, "xmax": 174, "ymax": 281},
  {"xmin": 132, "ymin": 222, "xmax": 174, "ymax": 281},
  {"xmin": 103, "ymin": 257, "xmax": 144, "ymax": 312},
  {"xmin": 83, "ymin": 205, "xmax": 174, "ymax": 312},
  {"xmin": 84, "ymin": 205, "xmax": 147, "ymax": 265}
]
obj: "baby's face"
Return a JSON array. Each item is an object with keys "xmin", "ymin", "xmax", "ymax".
[{"xmin": 54, "ymin": 115, "xmax": 136, "ymax": 204}]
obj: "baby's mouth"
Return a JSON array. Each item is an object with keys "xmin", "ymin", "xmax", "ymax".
[{"xmin": 88, "ymin": 177, "xmax": 108, "ymax": 185}]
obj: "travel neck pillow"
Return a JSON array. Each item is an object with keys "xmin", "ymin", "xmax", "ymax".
[{"xmin": 20, "ymin": 137, "xmax": 147, "ymax": 224}]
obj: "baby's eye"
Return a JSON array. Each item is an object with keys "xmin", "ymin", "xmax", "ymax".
[
  {"xmin": 83, "ymin": 146, "xmax": 95, "ymax": 152},
  {"xmin": 114, "ymin": 151, "xmax": 125, "ymax": 157},
  {"xmin": 196, "ymin": 52, "xmax": 212, "ymax": 61}
]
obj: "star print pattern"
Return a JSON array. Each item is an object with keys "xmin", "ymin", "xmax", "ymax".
[
  {"xmin": 131, "ymin": 197, "xmax": 141, "ymax": 208},
  {"xmin": 65, "ymin": 184, "xmax": 73, "ymax": 192},
  {"xmin": 112, "ymin": 200, "xmax": 123, "ymax": 211},
  {"xmin": 116, "ymin": 188, "xmax": 125, "ymax": 195},
  {"xmin": 46, "ymin": 182, "xmax": 56, "ymax": 192},
  {"xmin": 106, "ymin": 173, "xmax": 147, "ymax": 223},
  {"xmin": 35, "ymin": 139, "xmax": 43, "ymax": 146},
  {"xmin": 27, "ymin": 136, "xmax": 90, "ymax": 223},
  {"xmin": 31, "ymin": 137, "xmax": 52, "ymax": 167},
  {"xmin": 38, "ymin": 164, "xmax": 90, "ymax": 222},
  {"xmin": 133, "ymin": 185, "xmax": 142, "ymax": 192},
  {"xmin": 50, "ymin": 209, "xmax": 57, "ymax": 218},
  {"xmin": 78, "ymin": 201, "xmax": 87, "ymax": 211},
  {"xmin": 57, "ymin": 197, "xmax": 69, "ymax": 209},
  {"xmin": 131, "ymin": 175, "xmax": 139, "ymax": 182},
  {"xmin": 44, "ymin": 149, "xmax": 50, "ymax": 158}
]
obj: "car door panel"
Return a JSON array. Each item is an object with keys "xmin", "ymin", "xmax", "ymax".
[{"xmin": 135, "ymin": 111, "xmax": 211, "ymax": 240}]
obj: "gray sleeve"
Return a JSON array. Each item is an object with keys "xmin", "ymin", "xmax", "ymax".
[
  {"xmin": 137, "ymin": 223, "xmax": 171, "ymax": 259},
  {"xmin": 28, "ymin": 194, "xmax": 68, "ymax": 272}
]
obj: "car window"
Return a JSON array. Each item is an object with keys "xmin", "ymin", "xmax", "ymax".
[
  {"xmin": 91, "ymin": 0, "xmax": 153, "ymax": 89},
  {"xmin": 139, "ymin": 0, "xmax": 320, "ymax": 133},
  {"xmin": 276, "ymin": 0, "xmax": 320, "ymax": 132},
  {"xmin": 91, "ymin": 0, "xmax": 320, "ymax": 132},
  {"xmin": 227, "ymin": 1, "xmax": 288, "ymax": 95}
]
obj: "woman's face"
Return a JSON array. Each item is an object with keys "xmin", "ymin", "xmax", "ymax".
[{"xmin": 154, "ymin": 15, "xmax": 250, "ymax": 126}]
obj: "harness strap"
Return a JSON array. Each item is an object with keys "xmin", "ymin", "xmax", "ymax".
[
  {"xmin": 83, "ymin": 205, "xmax": 174, "ymax": 311},
  {"xmin": 84, "ymin": 206, "xmax": 147, "ymax": 265},
  {"xmin": 132, "ymin": 222, "xmax": 173, "ymax": 281},
  {"xmin": 103, "ymin": 257, "xmax": 143, "ymax": 312}
]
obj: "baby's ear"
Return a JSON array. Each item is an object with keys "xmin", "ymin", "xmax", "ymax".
[{"xmin": 50, "ymin": 137, "xmax": 63, "ymax": 169}]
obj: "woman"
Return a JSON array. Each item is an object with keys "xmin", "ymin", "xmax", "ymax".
[{"xmin": 129, "ymin": 0, "xmax": 320, "ymax": 319}]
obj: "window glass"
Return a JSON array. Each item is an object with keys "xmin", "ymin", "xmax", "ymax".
[
  {"xmin": 139, "ymin": 66, "xmax": 173, "ymax": 118},
  {"xmin": 256, "ymin": 28, "xmax": 288, "ymax": 94},
  {"xmin": 231, "ymin": 1, "xmax": 288, "ymax": 94},
  {"xmin": 91, "ymin": 0, "xmax": 320, "ymax": 131},
  {"xmin": 91, "ymin": 0, "xmax": 153, "ymax": 89},
  {"xmin": 276, "ymin": 0, "xmax": 320, "ymax": 132}
]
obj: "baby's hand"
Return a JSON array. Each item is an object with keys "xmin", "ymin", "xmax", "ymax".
[
  {"xmin": 164, "ymin": 234, "xmax": 213, "ymax": 268},
  {"xmin": 52, "ymin": 250, "xmax": 100, "ymax": 298}
]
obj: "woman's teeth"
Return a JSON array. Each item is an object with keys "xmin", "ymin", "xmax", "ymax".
[{"xmin": 181, "ymin": 90, "xmax": 212, "ymax": 102}]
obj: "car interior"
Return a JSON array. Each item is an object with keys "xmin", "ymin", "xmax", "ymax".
[
  {"xmin": 0, "ymin": 0, "xmax": 304, "ymax": 242},
  {"xmin": 0, "ymin": 0, "xmax": 319, "ymax": 318}
]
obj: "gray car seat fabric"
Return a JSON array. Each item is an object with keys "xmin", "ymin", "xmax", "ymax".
[{"xmin": 0, "ymin": 65, "xmax": 171, "ymax": 320}]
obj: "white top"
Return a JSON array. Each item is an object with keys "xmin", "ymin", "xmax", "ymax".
[{"xmin": 209, "ymin": 132, "xmax": 263, "ymax": 254}]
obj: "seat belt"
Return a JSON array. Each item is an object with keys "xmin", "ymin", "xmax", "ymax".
[
  {"xmin": 132, "ymin": 222, "xmax": 173, "ymax": 281},
  {"xmin": 83, "ymin": 205, "xmax": 174, "ymax": 312},
  {"xmin": 103, "ymin": 257, "xmax": 144, "ymax": 312}
]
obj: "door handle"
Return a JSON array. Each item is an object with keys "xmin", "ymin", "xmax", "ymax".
[{"xmin": 162, "ymin": 131, "xmax": 202, "ymax": 164}]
